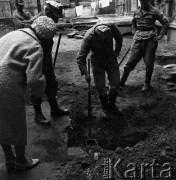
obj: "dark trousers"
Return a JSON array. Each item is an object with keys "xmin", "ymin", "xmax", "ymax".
[
  {"xmin": 92, "ymin": 57, "xmax": 120, "ymax": 96},
  {"xmin": 31, "ymin": 69, "xmax": 58, "ymax": 110},
  {"xmin": 124, "ymin": 37, "xmax": 158, "ymax": 84}
]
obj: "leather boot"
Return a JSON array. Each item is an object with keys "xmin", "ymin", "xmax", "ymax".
[
  {"xmin": 99, "ymin": 94, "xmax": 109, "ymax": 110},
  {"xmin": 120, "ymin": 69, "xmax": 130, "ymax": 86},
  {"xmin": 1, "ymin": 143, "xmax": 15, "ymax": 171},
  {"xmin": 48, "ymin": 98, "xmax": 69, "ymax": 117},
  {"xmin": 99, "ymin": 94, "xmax": 109, "ymax": 119},
  {"xmin": 33, "ymin": 105, "xmax": 51, "ymax": 126},
  {"xmin": 141, "ymin": 83, "xmax": 151, "ymax": 92},
  {"xmin": 108, "ymin": 91, "xmax": 122, "ymax": 115},
  {"xmin": 142, "ymin": 67, "xmax": 152, "ymax": 92}
]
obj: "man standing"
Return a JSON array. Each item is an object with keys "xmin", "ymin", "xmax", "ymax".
[
  {"xmin": 77, "ymin": 23, "xmax": 123, "ymax": 114},
  {"xmin": 120, "ymin": 0, "xmax": 169, "ymax": 91},
  {"xmin": 12, "ymin": 0, "xmax": 33, "ymax": 28},
  {"xmin": 31, "ymin": 1, "xmax": 69, "ymax": 126}
]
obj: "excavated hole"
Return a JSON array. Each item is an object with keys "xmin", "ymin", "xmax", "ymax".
[{"xmin": 67, "ymin": 87, "xmax": 176, "ymax": 151}]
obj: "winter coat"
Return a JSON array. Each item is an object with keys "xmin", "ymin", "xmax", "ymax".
[{"xmin": 0, "ymin": 28, "xmax": 45, "ymax": 146}]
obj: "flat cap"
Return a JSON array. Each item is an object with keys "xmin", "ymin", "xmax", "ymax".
[
  {"xmin": 16, "ymin": 0, "xmax": 24, "ymax": 5},
  {"xmin": 31, "ymin": 16, "xmax": 57, "ymax": 39},
  {"xmin": 45, "ymin": 1, "xmax": 63, "ymax": 17}
]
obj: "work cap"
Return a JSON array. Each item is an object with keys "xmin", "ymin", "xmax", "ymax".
[
  {"xmin": 31, "ymin": 16, "xmax": 57, "ymax": 39},
  {"xmin": 45, "ymin": 1, "xmax": 63, "ymax": 17},
  {"xmin": 16, "ymin": 0, "xmax": 24, "ymax": 5}
]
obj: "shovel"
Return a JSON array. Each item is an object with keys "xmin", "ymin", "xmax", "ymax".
[
  {"xmin": 53, "ymin": 33, "xmax": 62, "ymax": 68},
  {"xmin": 119, "ymin": 46, "xmax": 130, "ymax": 66},
  {"xmin": 85, "ymin": 58, "xmax": 98, "ymax": 147}
]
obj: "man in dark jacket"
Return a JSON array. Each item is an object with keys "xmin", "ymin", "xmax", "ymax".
[
  {"xmin": 120, "ymin": 0, "xmax": 169, "ymax": 91},
  {"xmin": 30, "ymin": 1, "xmax": 69, "ymax": 126},
  {"xmin": 77, "ymin": 23, "xmax": 123, "ymax": 114}
]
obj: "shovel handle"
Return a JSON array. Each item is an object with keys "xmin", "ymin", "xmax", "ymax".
[
  {"xmin": 87, "ymin": 58, "xmax": 92, "ymax": 118},
  {"xmin": 53, "ymin": 33, "xmax": 62, "ymax": 68},
  {"xmin": 119, "ymin": 46, "xmax": 130, "ymax": 66}
]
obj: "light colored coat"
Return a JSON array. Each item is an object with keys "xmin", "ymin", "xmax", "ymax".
[{"xmin": 0, "ymin": 28, "xmax": 45, "ymax": 146}]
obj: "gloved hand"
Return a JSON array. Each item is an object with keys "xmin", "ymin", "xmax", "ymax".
[
  {"xmin": 154, "ymin": 34, "xmax": 163, "ymax": 41},
  {"xmin": 85, "ymin": 73, "xmax": 91, "ymax": 83}
]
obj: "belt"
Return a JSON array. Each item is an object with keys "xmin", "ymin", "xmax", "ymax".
[{"xmin": 137, "ymin": 27, "xmax": 154, "ymax": 31}]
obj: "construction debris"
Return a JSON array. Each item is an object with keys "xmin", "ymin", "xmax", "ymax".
[
  {"xmin": 67, "ymin": 31, "xmax": 79, "ymax": 38},
  {"xmin": 67, "ymin": 29, "xmax": 87, "ymax": 39}
]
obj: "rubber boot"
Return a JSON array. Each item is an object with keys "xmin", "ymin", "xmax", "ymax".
[
  {"xmin": 120, "ymin": 69, "xmax": 130, "ymax": 86},
  {"xmin": 33, "ymin": 105, "xmax": 51, "ymax": 126},
  {"xmin": 48, "ymin": 98, "xmax": 69, "ymax": 117},
  {"xmin": 99, "ymin": 94, "xmax": 109, "ymax": 119},
  {"xmin": 108, "ymin": 90, "xmax": 122, "ymax": 115}
]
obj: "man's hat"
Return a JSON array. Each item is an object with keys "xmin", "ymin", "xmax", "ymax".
[
  {"xmin": 16, "ymin": 0, "xmax": 24, "ymax": 5},
  {"xmin": 45, "ymin": 1, "xmax": 63, "ymax": 17},
  {"xmin": 31, "ymin": 16, "xmax": 57, "ymax": 39}
]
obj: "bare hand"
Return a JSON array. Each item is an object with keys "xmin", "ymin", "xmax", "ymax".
[{"xmin": 132, "ymin": 28, "xmax": 136, "ymax": 35}]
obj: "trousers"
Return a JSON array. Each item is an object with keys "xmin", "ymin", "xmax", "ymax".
[
  {"xmin": 31, "ymin": 69, "xmax": 58, "ymax": 106},
  {"xmin": 92, "ymin": 57, "xmax": 120, "ymax": 96},
  {"xmin": 124, "ymin": 37, "xmax": 158, "ymax": 84}
]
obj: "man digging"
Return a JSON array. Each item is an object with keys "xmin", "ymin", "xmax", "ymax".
[{"xmin": 77, "ymin": 23, "xmax": 123, "ymax": 116}]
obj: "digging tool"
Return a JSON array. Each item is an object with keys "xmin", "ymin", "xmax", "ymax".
[
  {"xmin": 85, "ymin": 58, "xmax": 98, "ymax": 147},
  {"xmin": 119, "ymin": 46, "xmax": 131, "ymax": 66},
  {"xmin": 53, "ymin": 33, "xmax": 62, "ymax": 68}
]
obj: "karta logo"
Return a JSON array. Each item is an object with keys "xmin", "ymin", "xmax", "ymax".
[{"xmin": 102, "ymin": 157, "xmax": 174, "ymax": 179}]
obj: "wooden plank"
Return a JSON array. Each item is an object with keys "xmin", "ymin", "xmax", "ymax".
[{"xmin": 0, "ymin": 0, "xmax": 9, "ymax": 2}]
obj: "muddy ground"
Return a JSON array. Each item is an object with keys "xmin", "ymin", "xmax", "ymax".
[
  {"xmin": 1, "ymin": 27, "xmax": 176, "ymax": 179},
  {"xmin": 51, "ymin": 32, "xmax": 176, "ymax": 179}
]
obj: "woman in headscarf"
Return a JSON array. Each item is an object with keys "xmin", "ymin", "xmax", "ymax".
[{"xmin": 0, "ymin": 16, "xmax": 56, "ymax": 171}]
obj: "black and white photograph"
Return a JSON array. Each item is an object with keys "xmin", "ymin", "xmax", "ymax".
[{"xmin": 0, "ymin": 0, "xmax": 176, "ymax": 179}]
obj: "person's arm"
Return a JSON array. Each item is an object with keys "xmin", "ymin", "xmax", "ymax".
[
  {"xmin": 132, "ymin": 11, "xmax": 137, "ymax": 35},
  {"xmin": 25, "ymin": 11, "xmax": 33, "ymax": 19},
  {"xmin": 12, "ymin": 11, "xmax": 33, "ymax": 29},
  {"xmin": 109, "ymin": 23, "xmax": 123, "ymax": 57},
  {"xmin": 12, "ymin": 15, "xmax": 31, "ymax": 28},
  {"xmin": 77, "ymin": 37, "xmax": 91, "ymax": 76},
  {"xmin": 77, "ymin": 33, "xmax": 92, "ymax": 83},
  {"xmin": 26, "ymin": 46, "xmax": 46, "ymax": 97},
  {"xmin": 154, "ymin": 8, "xmax": 169, "ymax": 41}
]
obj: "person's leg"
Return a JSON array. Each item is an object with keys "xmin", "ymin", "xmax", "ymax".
[
  {"xmin": 120, "ymin": 39, "xmax": 143, "ymax": 86},
  {"xmin": 106, "ymin": 58, "xmax": 122, "ymax": 114},
  {"xmin": 1, "ymin": 143, "xmax": 15, "ymax": 171},
  {"xmin": 92, "ymin": 65, "xmax": 109, "ymax": 110},
  {"xmin": 142, "ymin": 38, "xmax": 158, "ymax": 91},
  {"xmin": 31, "ymin": 95, "xmax": 50, "ymax": 126},
  {"xmin": 14, "ymin": 145, "xmax": 40, "ymax": 171},
  {"xmin": 43, "ymin": 70, "xmax": 69, "ymax": 117}
]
